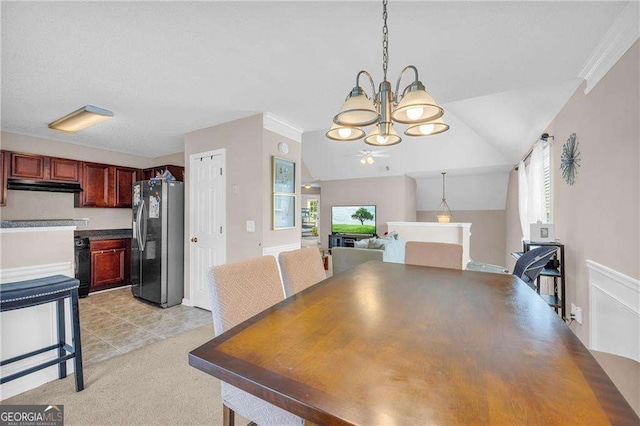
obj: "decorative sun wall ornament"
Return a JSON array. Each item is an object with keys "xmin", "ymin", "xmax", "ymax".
[{"xmin": 560, "ymin": 133, "xmax": 580, "ymax": 186}]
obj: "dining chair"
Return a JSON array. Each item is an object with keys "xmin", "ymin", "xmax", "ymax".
[
  {"xmin": 331, "ymin": 247, "xmax": 384, "ymax": 275},
  {"xmin": 278, "ymin": 248, "xmax": 326, "ymax": 297},
  {"xmin": 512, "ymin": 246, "xmax": 558, "ymax": 289},
  {"xmin": 207, "ymin": 256, "xmax": 303, "ymax": 426},
  {"xmin": 591, "ymin": 350, "xmax": 640, "ymax": 416},
  {"xmin": 404, "ymin": 242, "xmax": 463, "ymax": 270}
]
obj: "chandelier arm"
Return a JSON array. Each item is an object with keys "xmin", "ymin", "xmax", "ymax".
[
  {"xmin": 393, "ymin": 65, "xmax": 419, "ymax": 104},
  {"xmin": 356, "ymin": 70, "xmax": 378, "ymax": 100}
]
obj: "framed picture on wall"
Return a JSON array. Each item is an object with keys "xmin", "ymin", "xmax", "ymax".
[
  {"xmin": 273, "ymin": 157, "xmax": 296, "ymax": 194},
  {"xmin": 273, "ymin": 194, "xmax": 296, "ymax": 230}
]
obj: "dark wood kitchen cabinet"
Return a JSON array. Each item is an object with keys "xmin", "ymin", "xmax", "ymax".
[
  {"xmin": 113, "ymin": 166, "xmax": 137, "ymax": 208},
  {"xmin": 77, "ymin": 162, "xmax": 110, "ymax": 207},
  {"xmin": 90, "ymin": 239, "xmax": 131, "ymax": 291},
  {"xmin": 142, "ymin": 165, "xmax": 184, "ymax": 181},
  {"xmin": 0, "ymin": 151, "xmax": 7, "ymax": 206},
  {"xmin": 9, "ymin": 153, "xmax": 45, "ymax": 180},
  {"xmin": 49, "ymin": 157, "xmax": 80, "ymax": 182}
]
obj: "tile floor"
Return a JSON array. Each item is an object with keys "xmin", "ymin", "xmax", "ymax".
[{"xmin": 79, "ymin": 287, "xmax": 211, "ymax": 366}]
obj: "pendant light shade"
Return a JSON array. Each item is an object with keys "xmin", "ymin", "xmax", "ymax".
[
  {"xmin": 391, "ymin": 83, "xmax": 443, "ymax": 124},
  {"xmin": 326, "ymin": 122, "xmax": 365, "ymax": 141},
  {"xmin": 405, "ymin": 117, "xmax": 450, "ymax": 137},
  {"xmin": 437, "ymin": 172, "xmax": 452, "ymax": 223},
  {"xmin": 364, "ymin": 123, "xmax": 402, "ymax": 146},
  {"xmin": 333, "ymin": 87, "xmax": 380, "ymax": 127}
]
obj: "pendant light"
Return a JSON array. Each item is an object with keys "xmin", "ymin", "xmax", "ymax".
[
  {"xmin": 329, "ymin": 0, "xmax": 449, "ymax": 145},
  {"xmin": 436, "ymin": 172, "xmax": 452, "ymax": 223}
]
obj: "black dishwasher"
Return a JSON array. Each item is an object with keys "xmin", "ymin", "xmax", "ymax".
[{"xmin": 74, "ymin": 237, "xmax": 91, "ymax": 297}]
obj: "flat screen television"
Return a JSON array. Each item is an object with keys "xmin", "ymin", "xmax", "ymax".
[{"xmin": 331, "ymin": 205, "xmax": 376, "ymax": 235}]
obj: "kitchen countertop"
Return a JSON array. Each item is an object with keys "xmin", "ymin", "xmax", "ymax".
[
  {"xmin": 1, "ymin": 219, "xmax": 89, "ymax": 228},
  {"xmin": 75, "ymin": 228, "xmax": 133, "ymax": 240}
]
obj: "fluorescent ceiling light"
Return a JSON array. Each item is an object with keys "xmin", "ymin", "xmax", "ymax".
[{"xmin": 48, "ymin": 105, "xmax": 113, "ymax": 133}]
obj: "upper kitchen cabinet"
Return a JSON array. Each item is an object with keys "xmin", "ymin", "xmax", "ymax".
[
  {"xmin": 142, "ymin": 165, "xmax": 184, "ymax": 181},
  {"xmin": 9, "ymin": 153, "xmax": 45, "ymax": 180},
  {"xmin": 0, "ymin": 151, "xmax": 7, "ymax": 206},
  {"xmin": 113, "ymin": 166, "xmax": 137, "ymax": 208},
  {"xmin": 76, "ymin": 162, "xmax": 110, "ymax": 207},
  {"xmin": 50, "ymin": 157, "xmax": 80, "ymax": 182},
  {"xmin": 76, "ymin": 162, "xmax": 141, "ymax": 208}
]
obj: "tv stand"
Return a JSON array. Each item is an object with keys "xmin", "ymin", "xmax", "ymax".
[{"xmin": 328, "ymin": 234, "xmax": 373, "ymax": 249}]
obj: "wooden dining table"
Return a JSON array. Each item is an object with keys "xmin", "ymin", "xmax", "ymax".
[{"xmin": 189, "ymin": 261, "xmax": 639, "ymax": 425}]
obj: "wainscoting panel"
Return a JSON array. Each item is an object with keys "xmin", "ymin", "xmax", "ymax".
[
  {"xmin": 588, "ymin": 260, "xmax": 640, "ymax": 362},
  {"xmin": 262, "ymin": 242, "xmax": 302, "ymax": 259},
  {"xmin": 0, "ymin": 262, "xmax": 74, "ymax": 400}
]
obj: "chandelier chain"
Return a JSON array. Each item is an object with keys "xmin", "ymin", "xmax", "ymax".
[{"xmin": 382, "ymin": 0, "xmax": 388, "ymax": 82}]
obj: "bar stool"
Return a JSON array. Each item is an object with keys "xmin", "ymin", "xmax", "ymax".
[{"xmin": 0, "ymin": 275, "xmax": 84, "ymax": 391}]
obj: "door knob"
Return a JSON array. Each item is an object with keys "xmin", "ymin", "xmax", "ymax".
[{"xmin": 191, "ymin": 237, "xmax": 198, "ymax": 243}]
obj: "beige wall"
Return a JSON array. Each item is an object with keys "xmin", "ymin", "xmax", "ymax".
[
  {"xmin": 320, "ymin": 175, "xmax": 417, "ymax": 247},
  {"xmin": 0, "ymin": 132, "xmax": 184, "ymax": 230},
  {"xmin": 504, "ymin": 170, "xmax": 521, "ymax": 271},
  {"xmin": 183, "ymin": 114, "xmax": 301, "ymax": 300},
  {"xmin": 505, "ymin": 41, "xmax": 640, "ymax": 344},
  {"xmin": 262, "ymin": 129, "xmax": 301, "ymax": 249},
  {"xmin": 417, "ymin": 210, "xmax": 506, "ymax": 267}
]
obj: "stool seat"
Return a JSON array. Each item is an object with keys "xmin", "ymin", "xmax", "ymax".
[
  {"xmin": 0, "ymin": 274, "xmax": 84, "ymax": 392},
  {"xmin": 1, "ymin": 275, "xmax": 79, "ymax": 307}
]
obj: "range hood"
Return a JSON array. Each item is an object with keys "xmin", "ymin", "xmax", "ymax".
[{"xmin": 7, "ymin": 179, "xmax": 83, "ymax": 193}]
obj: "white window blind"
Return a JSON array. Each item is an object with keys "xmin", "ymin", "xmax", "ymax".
[{"xmin": 543, "ymin": 144, "xmax": 552, "ymax": 223}]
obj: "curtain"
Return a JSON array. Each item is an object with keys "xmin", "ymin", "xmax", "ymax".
[
  {"xmin": 518, "ymin": 141, "xmax": 545, "ymax": 240},
  {"xmin": 517, "ymin": 161, "xmax": 528, "ymax": 239}
]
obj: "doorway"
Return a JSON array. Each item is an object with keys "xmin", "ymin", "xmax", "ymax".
[{"xmin": 189, "ymin": 149, "xmax": 226, "ymax": 310}]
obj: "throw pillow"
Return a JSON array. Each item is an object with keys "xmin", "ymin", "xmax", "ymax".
[
  {"xmin": 368, "ymin": 238, "xmax": 389, "ymax": 249},
  {"xmin": 354, "ymin": 240, "xmax": 368, "ymax": 248}
]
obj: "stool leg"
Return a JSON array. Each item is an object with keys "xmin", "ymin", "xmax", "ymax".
[
  {"xmin": 71, "ymin": 289, "xmax": 84, "ymax": 391},
  {"xmin": 56, "ymin": 299, "xmax": 67, "ymax": 379}
]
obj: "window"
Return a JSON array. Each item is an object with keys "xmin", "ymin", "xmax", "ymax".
[{"xmin": 543, "ymin": 143, "xmax": 552, "ymax": 223}]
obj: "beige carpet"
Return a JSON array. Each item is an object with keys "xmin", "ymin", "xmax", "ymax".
[{"xmin": 3, "ymin": 324, "xmax": 248, "ymax": 425}]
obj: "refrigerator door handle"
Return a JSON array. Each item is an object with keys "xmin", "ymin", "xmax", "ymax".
[
  {"xmin": 139, "ymin": 199, "xmax": 147, "ymax": 252},
  {"xmin": 135, "ymin": 201, "xmax": 143, "ymax": 250}
]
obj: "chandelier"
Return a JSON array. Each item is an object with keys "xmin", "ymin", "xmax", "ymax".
[{"xmin": 326, "ymin": 0, "xmax": 449, "ymax": 145}]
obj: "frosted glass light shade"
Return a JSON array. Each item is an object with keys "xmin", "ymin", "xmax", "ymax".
[
  {"xmin": 364, "ymin": 123, "xmax": 402, "ymax": 146},
  {"xmin": 48, "ymin": 105, "xmax": 113, "ymax": 133},
  {"xmin": 392, "ymin": 88, "xmax": 443, "ymax": 124},
  {"xmin": 405, "ymin": 117, "xmax": 450, "ymax": 136},
  {"xmin": 334, "ymin": 90, "xmax": 380, "ymax": 127},
  {"xmin": 437, "ymin": 199, "xmax": 452, "ymax": 223},
  {"xmin": 326, "ymin": 122, "xmax": 365, "ymax": 141}
]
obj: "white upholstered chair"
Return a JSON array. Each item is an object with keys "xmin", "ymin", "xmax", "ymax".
[
  {"xmin": 404, "ymin": 242, "xmax": 463, "ymax": 270},
  {"xmin": 278, "ymin": 248, "xmax": 326, "ymax": 297},
  {"xmin": 207, "ymin": 256, "xmax": 303, "ymax": 426}
]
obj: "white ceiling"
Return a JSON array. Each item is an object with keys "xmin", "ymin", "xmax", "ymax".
[{"xmin": 0, "ymin": 1, "xmax": 629, "ymax": 181}]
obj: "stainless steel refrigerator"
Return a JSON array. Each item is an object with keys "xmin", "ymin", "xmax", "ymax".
[{"xmin": 131, "ymin": 180, "xmax": 184, "ymax": 308}]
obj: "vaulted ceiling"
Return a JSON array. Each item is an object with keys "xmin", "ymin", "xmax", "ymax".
[{"xmin": 1, "ymin": 1, "xmax": 629, "ymax": 182}]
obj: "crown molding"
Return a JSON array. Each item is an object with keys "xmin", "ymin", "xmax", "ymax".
[
  {"xmin": 578, "ymin": 1, "xmax": 639, "ymax": 95},
  {"xmin": 263, "ymin": 113, "xmax": 304, "ymax": 144}
]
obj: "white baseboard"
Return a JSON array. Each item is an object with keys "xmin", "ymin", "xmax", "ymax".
[{"xmin": 181, "ymin": 298, "xmax": 193, "ymax": 307}]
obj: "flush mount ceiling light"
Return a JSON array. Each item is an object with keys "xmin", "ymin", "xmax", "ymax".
[
  {"xmin": 48, "ymin": 105, "xmax": 114, "ymax": 133},
  {"xmin": 327, "ymin": 0, "xmax": 448, "ymax": 146}
]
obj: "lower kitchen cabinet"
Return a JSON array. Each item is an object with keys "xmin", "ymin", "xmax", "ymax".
[{"xmin": 90, "ymin": 239, "xmax": 131, "ymax": 291}]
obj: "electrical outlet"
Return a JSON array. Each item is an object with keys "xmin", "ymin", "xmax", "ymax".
[
  {"xmin": 571, "ymin": 303, "xmax": 577, "ymax": 316},
  {"xmin": 574, "ymin": 307, "xmax": 583, "ymax": 324}
]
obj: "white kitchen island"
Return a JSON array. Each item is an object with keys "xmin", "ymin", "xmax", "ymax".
[{"xmin": 0, "ymin": 219, "xmax": 86, "ymax": 400}]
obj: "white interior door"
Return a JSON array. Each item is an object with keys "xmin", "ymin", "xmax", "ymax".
[{"xmin": 189, "ymin": 150, "xmax": 225, "ymax": 310}]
